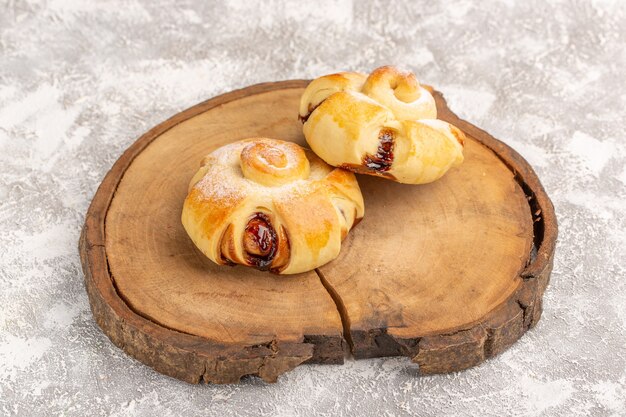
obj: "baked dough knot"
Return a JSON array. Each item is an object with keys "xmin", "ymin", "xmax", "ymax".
[
  {"xmin": 181, "ymin": 138, "xmax": 364, "ymax": 274},
  {"xmin": 299, "ymin": 66, "xmax": 466, "ymax": 184}
]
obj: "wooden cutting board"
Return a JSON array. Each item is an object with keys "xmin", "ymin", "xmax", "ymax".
[{"xmin": 79, "ymin": 80, "xmax": 557, "ymax": 384}]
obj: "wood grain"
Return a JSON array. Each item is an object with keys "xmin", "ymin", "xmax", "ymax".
[{"xmin": 79, "ymin": 81, "xmax": 557, "ymax": 383}]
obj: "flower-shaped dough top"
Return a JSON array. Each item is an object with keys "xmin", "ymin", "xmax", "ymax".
[{"xmin": 182, "ymin": 138, "xmax": 364, "ymax": 274}]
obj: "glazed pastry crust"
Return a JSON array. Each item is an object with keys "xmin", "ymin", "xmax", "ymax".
[
  {"xmin": 181, "ymin": 138, "xmax": 364, "ymax": 274},
  {"xmin": 299, "ymin": 66, "xmax": 465, "ymax": 184}
]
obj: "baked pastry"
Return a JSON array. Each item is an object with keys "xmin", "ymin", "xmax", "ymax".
[
  {"xmin": 181, "ymin": 138, "xmax": 364, "ymax": 274},
  {"xmin": 299, "ymin": 66, "xmax": 466, "ymax": 184}
]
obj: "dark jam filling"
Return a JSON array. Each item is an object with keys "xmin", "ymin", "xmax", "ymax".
[
  {"xmin": 244, "ymin": 213, "xmax": 277, "ymax": 271},
  {"xmin": 363, "ymin": 129, "xmax": 395, "ymax": 172},
  {"xmin": 298, "ymin": 101, "xmax": 324, "ymax": 123}
]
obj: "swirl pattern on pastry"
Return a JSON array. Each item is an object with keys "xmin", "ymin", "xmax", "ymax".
[
  {"xmin": 299, "ymin": 66, "xmax": 466, "ymax": 184},
  {"xmin": 182, "ymin": 138, "xmax": 365, "ymax": 274}
]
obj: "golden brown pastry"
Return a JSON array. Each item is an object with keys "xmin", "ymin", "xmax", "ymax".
[
  {"xmin": 299, "ymin": 66, "xmax": 465, "ymax": 184},
  {"xmin": 181, "ymin": 138, "xmax": 364, "ymax": 274}
]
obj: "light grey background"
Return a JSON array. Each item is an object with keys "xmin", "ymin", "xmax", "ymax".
[{"xmin": 1, "ymin": 0, "xmax": 625, "ymax": 416}]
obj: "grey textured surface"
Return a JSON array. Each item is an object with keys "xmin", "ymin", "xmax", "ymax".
[{"xmin": 1, "ymin": 0, "xmax": 625, "ymax": 416}]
